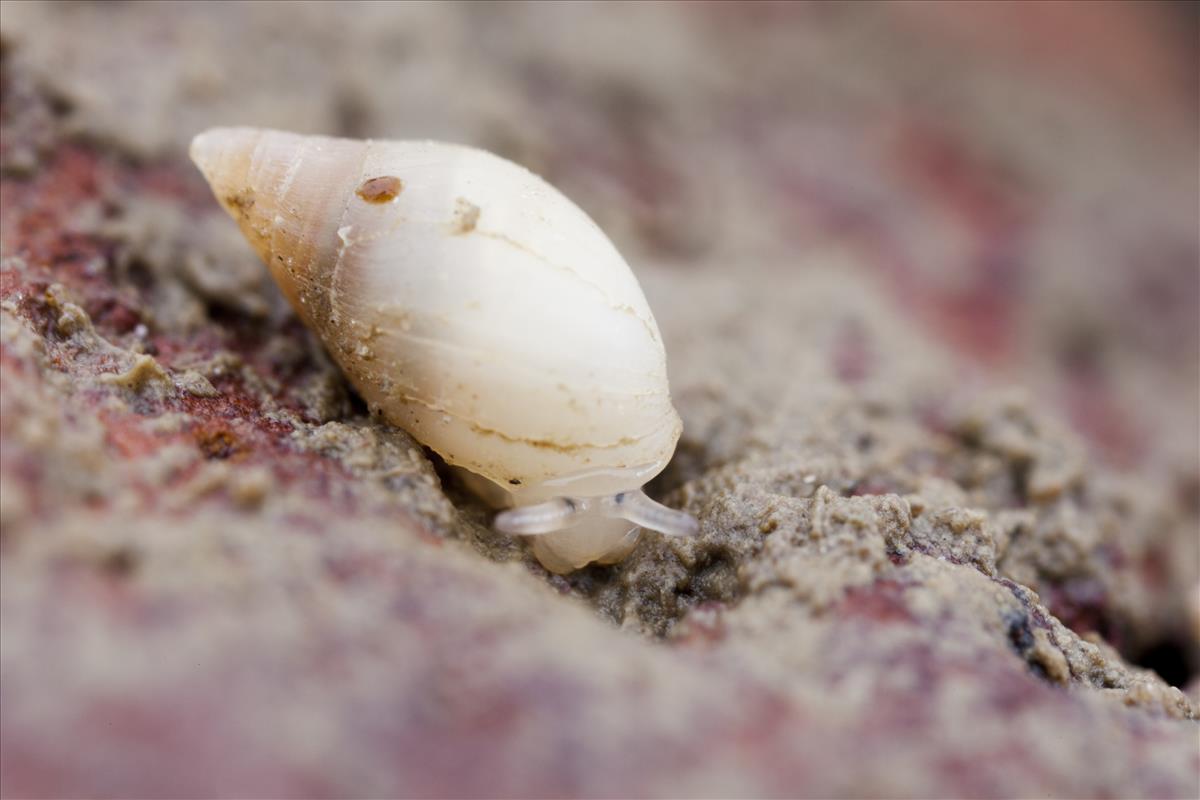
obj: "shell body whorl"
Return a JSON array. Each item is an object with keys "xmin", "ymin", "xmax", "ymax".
[{"xmin": 190, "ymin": 127, "xmax": 683, "ymax": 507}]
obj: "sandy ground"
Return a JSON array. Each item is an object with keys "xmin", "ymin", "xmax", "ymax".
[{"xmin": 1, "ymin": 2, "xmax": 1198, "ymax": 797}]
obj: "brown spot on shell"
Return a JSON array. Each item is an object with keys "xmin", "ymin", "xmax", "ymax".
[
  {"xmin": 356, "ymin": 176, "xmax": 403, "ymax": 204},
  {"xmin": 453, "ymin": 198, "xmax": 480, "ymax": 234},
  {"xmin": 222, "ymin": 191, "xmax": 257, "ymax": 224}
]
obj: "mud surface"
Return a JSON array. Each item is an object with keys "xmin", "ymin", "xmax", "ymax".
[{"xmin": 2, "ymin": 2, "xmax": 1198, "ymax": 798}]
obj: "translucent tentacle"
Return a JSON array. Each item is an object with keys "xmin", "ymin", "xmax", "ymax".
[
  {"xmin": 493, "ymin": 498, "xmax": 584, "ymax": 536},
  {"xmin": 606, "ymin": 490, "xmax": 699, "ymax": 538},
  {"xmin": 495, "ymin": 491, "xmax": 698, "ymax": 539}
]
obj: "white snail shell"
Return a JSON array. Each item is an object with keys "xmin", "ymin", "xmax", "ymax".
[{"xmin": 190, "ymin": 127, "xmax": 697, "ymax": 572}]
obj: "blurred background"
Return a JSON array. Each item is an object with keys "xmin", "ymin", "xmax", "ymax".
[{"xmin": 1, "ymin": 2, "xmax": 1197, "ymax": 797}]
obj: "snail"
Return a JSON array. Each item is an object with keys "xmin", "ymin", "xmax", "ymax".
[{"xmin": 190, "ymin": 127, "xmax": 698, "ymax": 573}]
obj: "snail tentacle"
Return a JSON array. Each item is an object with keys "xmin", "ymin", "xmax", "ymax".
[
  {"xmin": 605, "ymin": 490, "xmax": 699, "ymax": 538},
  {"xmin": 494, "ymin": 498, "xmax": 583, "ymax": 536},
  {"xmin": 495, "ymin": 491, "xmax": 698, "ymax": 539}
]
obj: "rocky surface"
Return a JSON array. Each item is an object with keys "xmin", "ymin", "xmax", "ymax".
[{"xmin": 2, "ymin": 2, "xmax": 1198, "ymax": 797}]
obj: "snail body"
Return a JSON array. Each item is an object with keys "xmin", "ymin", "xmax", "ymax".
[{"xmin": 190, "ymin": 127, "xmax": 696, "ymax": 572}]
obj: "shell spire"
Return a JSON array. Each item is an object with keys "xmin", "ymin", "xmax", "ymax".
[{"xmin": 190, "ymin": 127, "xmax": 363, "ymax": 324}]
